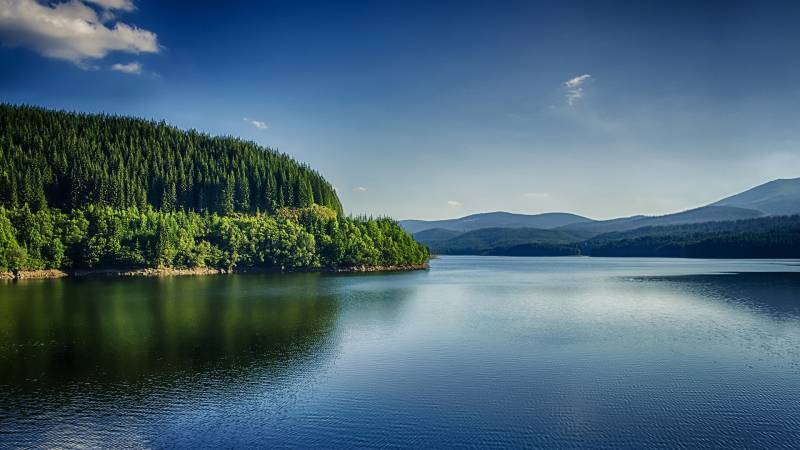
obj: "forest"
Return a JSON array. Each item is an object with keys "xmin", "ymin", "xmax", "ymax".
[
  {"xmin": 0, "ymin": 104, "xmax": 341, "ymax": 214},
  {"xmin": 582, "ymin": 214, "xmax": 800, "ymax": 258},
  {"xmin": 416, "ymin": 215, "xmax": 800, "ymax": 258},
  {"xmin": 0, "ymin": 204, "xmax": 429, "ymax": 272},
  {"xmin": 0, "ymin": 105, "xmax": 428, "ymax": 273}
]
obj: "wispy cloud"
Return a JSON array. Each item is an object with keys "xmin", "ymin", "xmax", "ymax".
[
  {"xmin": 85, "ymin": 0, "xmax": 134, "ymax": 20},
  {"xmin": 243, "ymin": 117, "xmax": 268, "ymax": 129},
  {"xmin": 85, "ymin": 0, "xmax": 134, "ymax": 12},
  {"xmin": 0, "ymin": 0, "xmax": 159, "ymax": 66},
  {"xmin": 563, "ymin": 74, "xmax": 591, "ymax": 106},
  {"xmin": 447, "ymin": 200, "xmax": 462, "ymax": 206},
  {"xmin": 523, "ymin": 192, "xmax": 550, "ymax": 199},
  {"xmin": 353, "ymin": 186, "xmax": 367, "ymax": 192},
  {"xmin": 110, "ymin": 61, "xmax": 141, "ymax": 74}
]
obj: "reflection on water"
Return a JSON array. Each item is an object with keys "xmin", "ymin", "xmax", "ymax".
[
  {"xmin": 0, "ymin": 274, "xmax": 340, "ymax": 388},
  {"xmin": 637, "ymin": 272, "xmax": 800, "ymax": 318},
  {"xmin": 1, "ymin": 257, "xmax": 799, "ymax": 449}
]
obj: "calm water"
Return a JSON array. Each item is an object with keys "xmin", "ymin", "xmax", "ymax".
[{"xmin": 1, "ymin": 257, "xmax": 800, "ymax": 449}]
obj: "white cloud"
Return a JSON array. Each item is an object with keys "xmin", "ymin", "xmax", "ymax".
[
  {"xmin": 564, "ymin": 74, "xmax": 591, "ymax": 88},
  {"xmin": 110, "ymin": 61, "xmax": 140, "ymax": 74},
  {"xmin": 0, "ymin": 0, "xmax": 159, "ymax": 66},
  {"xmin": 243, "ymin": 117, "xmax": 268, "ymax": 129},
  {"xmin": 85, "ymin": 0, "xmax": 134, "ymax": 21},
  {"xmin": 523, "ymin": 192, "xmax": 550, "ymax": 199},
  {"xmin": 84, "ymin": 0, "xmax": 134, "ymax": 11},
  {"xmin": 447, "ymin": 200, "xmax": 462, "ymax": 206},
  {"xmin": 563, "ymin": 74, "xmax": 591, "ymax": 106},
  {"xmin": 353, "ymin": 186, "xmax": 367, "ymax": 192}
]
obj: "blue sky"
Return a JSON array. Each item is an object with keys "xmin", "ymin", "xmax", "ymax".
[{"xmin": 1, "ymin": 0, "xmax": 799, "ymax": 220}]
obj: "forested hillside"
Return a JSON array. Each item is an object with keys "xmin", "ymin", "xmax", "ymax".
[
  {"xmin": 0, "ymin": 104, "xmax": 341, "ymax": 214},
  {"xmin": 415, "ymin": 226, "xmax": 589, "ymax": 255},
  {"xmin": 417, "ymin": 215, "xmax": 800, "ymax": 258},
  {"xmin": 0, "ymin": 105, "xmax": 429, "ymax": 274},
  {"xmin": 583, "ymin": 215, "xmax": 800, "ymax": 258}
]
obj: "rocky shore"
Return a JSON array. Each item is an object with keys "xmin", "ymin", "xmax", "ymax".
[{"xmin": 0, "ymin": 263, "xmax": 429, "ymax": 280}]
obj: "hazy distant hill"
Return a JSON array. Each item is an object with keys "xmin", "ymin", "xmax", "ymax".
[
  {"xmin": 418, "ymin": 215, "xmax": 800, "ymax": 258},
  {"xmin": 559, "ymin": 205, "xmax": 765, "ymax": 235},
  {"xmin": 561, "ymin": 178, "xmax": 800, "ymax": 235},
  {"xmin": 414, "ymin": 227, "xmax": 589, "ymax": 255},
  {"xmin": 408, "ymin": 177, "xmax": 800, "ymax": 257},
  {"xmin": 412, "ymin": 228, "xmax": 463, "ymax": 243},
  {"xmin": 400, "ymin": 212, "xmax": 593, "ymax": 234},
  {"xmin": 710, "ymin": 177, "xmax": 800, "ymax": 215},
  {"xmin": 404, "ymin": 178, "xmax": 799, "ymax": 240}
]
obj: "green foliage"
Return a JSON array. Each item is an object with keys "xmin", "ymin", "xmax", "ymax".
[
  {"xmin": 0, "ymin": 104, "xmax": 342, "ymax": 215},
  {"xmin": 0, "ymin": 104, "xmax": 429, "ymax": 272},
  {"xmin": 0, "ymin": 205, "xmax": 429, "ymax": 272}
]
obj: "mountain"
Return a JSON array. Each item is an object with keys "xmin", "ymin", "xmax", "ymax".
[
  {"xmin": 404, "ymin": 178, "xmax": 799, "ymax": 241},
  {"xmin": 400, "ymin": 212, "xmax": 593, "ymax": 234},
  {"xmin": 561, "ymin": 178, "xmax": 800, "ymax": 235},
  {"xmin": 710, "ymin": 177, "xmax": 800, "ymax": 215},
  {"xmin": 559, "ymin": 205, "xmax": 765, "ymax": 235},
  {"xmin": 419, "ymin": 215, "xmax": 800, "ymax": 258},
  {"xmin": 408, "ymin": 178, "xmax": 799, "ymax": 257}
]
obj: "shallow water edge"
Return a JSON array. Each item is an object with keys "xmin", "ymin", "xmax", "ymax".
[{"xmin": 0, "ymin": 263, "xmax": 430, "ymax": 280}]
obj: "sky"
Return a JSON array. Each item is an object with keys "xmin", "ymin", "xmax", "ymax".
[{"xmin": 1, "ymin": 0, "xmax": 799, "ymax": 220}]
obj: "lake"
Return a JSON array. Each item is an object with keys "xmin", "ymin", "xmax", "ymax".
[{"xmin": 1, "ymin": 256, "xmax": 800, "ymax": 448}]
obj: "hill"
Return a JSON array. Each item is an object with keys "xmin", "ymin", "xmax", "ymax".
[
  {"xmin": 710, "ymin": 177, "xmax": 800, "ymax": 215},
  {"xmin": 0, "ymin": 105, "xmax": 428, "ymax": 275},
  {"xmin": 402, "ymin": 177, "xmax": 799, "ymax": 245},
  {"xmin": 412, "ymin": 228, "xmax": 463, "ymax": 243},
  {"xmin": 420, "ymin": 215, "xmax": 800, "ymax": 258},
  {"xmin": 0, "ymin": 104, "xmax": 342, "ymax": 214},
  {"xmin": 582, "ymin": 215, "xmax": 800, "ymax": 258},
  {"xmin": 406, "ymin": 178, "xmax": 800, "ymax": 259},
  {"xmin": 400, "ymin": 211, "xmax": 593, "ymax": 234},
  {"xmin": 559, "ymin": 205, "xmax": 765, "ymax": 236},
  {"xmin": 415, "ymin": 226, "xmax": 590, "ymax": 255}
]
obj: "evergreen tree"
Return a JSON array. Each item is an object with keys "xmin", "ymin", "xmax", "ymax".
[
  {"xmin": 0, "ymin": 104, "xmax": 430, "ymax": 273},
  {"xmin": 0, "ymin": 104, "xmax": 343, "ymax": 215}
]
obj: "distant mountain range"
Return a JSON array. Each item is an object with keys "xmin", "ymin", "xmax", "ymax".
[
  {"xmin": 401, "ymin": 177, "xmax": 800, "ymax": 257},
  {"xmin": 558, "ymin": 205, "xmax": 764, "ymax": 235}
]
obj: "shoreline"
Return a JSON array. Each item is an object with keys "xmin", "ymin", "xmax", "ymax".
[{"xmin": 0, "ymin": 263, "xmax": 429, "ymax": 281}]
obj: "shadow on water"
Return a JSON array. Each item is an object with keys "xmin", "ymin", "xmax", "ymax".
[
  {"xmin": 0, "ymin": 273, "xmax": 346, "ymax": 391},
  {"xmin": 630, "ymin": 272, "xmax": 800, "ymax": 319}
]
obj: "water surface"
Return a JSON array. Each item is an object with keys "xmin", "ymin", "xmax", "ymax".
[{"xmin": 1, "ymin": 257, "xmax": 800, "ymax": 448}]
